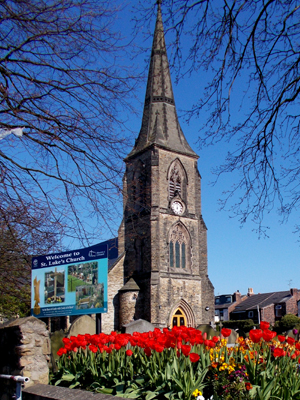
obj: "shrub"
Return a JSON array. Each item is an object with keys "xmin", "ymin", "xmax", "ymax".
[{"xmin": 274, "ymin": 314, "xmax": 300, "ymax": 334}]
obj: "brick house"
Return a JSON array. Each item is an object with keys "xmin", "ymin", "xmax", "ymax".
[
  {"xmin": 230, "ymin": 288, "xmax": 300, "ymax": 325},
  {"xmin": 215, "ymin": 291, "xmax": 246, "ymax": 322}
]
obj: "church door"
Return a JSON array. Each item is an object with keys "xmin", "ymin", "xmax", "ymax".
[{"xmin": 172, "ymin": 308, "xmax": 187, "ymax": 327}]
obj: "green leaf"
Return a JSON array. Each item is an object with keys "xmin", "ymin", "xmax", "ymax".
[{"xmin": 61, "ymin": 373, "xmax": 75, "ymax": 381}]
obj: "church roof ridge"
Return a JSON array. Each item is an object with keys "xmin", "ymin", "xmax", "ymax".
[{"xmin": 125, "ymin": 2, "xmax": 197, "ymax": 160}]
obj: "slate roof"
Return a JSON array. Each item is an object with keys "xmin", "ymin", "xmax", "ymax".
[
  {"xmin": 125, "ymin": 2, "xmax": 197, "ymax": 160},
  {"xmin": 119, "ymin": 277, "xmax": 140, "ymax": 292},
  {"xmin": 231, "ymin": 291, "xmax": 291, "ymax": 313}
]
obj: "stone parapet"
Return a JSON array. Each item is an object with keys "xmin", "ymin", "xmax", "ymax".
[
  {"xmin": 23, "ymin": 383, "xmax": 124, "ymax": 400},
  {"xmin": 0, "ymin": 317, "xmax": 50, "ymax": 399}
]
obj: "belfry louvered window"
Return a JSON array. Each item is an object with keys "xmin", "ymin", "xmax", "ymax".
[{"xmin": 169, "ymin": 167, "xmax": 181, "ymax": 197}]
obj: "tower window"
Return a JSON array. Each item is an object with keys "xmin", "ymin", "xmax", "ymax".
[
  {"xmin": 170, "ymin": 242, "xmax": 174, "ymax": 268},
  {"xmin": 169, "ymin": 180, "xmax": 175, "ymax": 197},
  {"xmin": 175, "ymin": 241, "xmax": 180, "ymax": 268},
  {"xmin": 169, "ymin": 223, "xmax": 191, "ymax": 270},
  {"xmin": 181, "ymin": 243, "xmax": 186, "ymax": 269},
  {"xmin": 168, "ymin": 161, "xmax": 184, "ymax": 199}
]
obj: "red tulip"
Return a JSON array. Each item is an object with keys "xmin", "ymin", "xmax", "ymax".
[
  {"xmin": 181, "ymin": 344, "xmax": 191, "ymax": 356},
  {"xmin": 287, "ymin": 337, "xmax": 295, "ymax": 345},
  {"xmin": 189, "ymin": 353, "xmax": 200, "ymax": 363},
  {"xmin": 249, "ymin": 329, "xmax": 263, "ymax": 343},
  {"xmin": 278, "ymin": 335, "xmax": 286, "ymax": 343},
  {"xmin": 262, "ymin": 330, "xmax": 274, "ymax": 342},
  {"xmin": 273, "ymin": 347, "xmax": 285, "ymax": 357},
  {"xmin": 154, "ymin": 344, "xmax": 164, "ymax": 353},
  {"xmin": 144, "ymin": 347, "xmax": 151, "ymax": 357},
  {"xmin": 126, "ymin": 349, "xmax": 133, "ymax": 356},
  {"xmin": 260, "ymin": 321, "xmax": 270, "ymax": 330},
  {"xmin": 212, "ymin": 336, "xmax": 219, "ymax": 343},
  {"xmin": 221, "ymin": 328, "xmax": 231, "ymax": 338},
  {"xmin": 57, "ymin": 347, "xmax": 67, "ymax": 356},
  {"xmin": 89, "ymin": 344, "xmax": 98, "ymax": 353}
]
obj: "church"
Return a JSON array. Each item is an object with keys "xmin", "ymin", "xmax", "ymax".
[{"xmin": 101, "ymin": 1, "xmax": 215, "ymax": 333}]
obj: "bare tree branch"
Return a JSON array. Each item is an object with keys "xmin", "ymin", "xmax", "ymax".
[{"xmin": 0, "ymin": 0, "xmax": 140, "ymax": 245}]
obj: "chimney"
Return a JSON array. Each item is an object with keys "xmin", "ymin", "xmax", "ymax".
[
  {"xmin": 234, "ymin": 291, "xmax": 242, "ymax": 303},
  {"xmin": 248, "ymin": 288, "xmax": 254, "ymax": 297},
  {"xmin": 290, "ymin": 288, "xmax": 298, "ymax": 296}
]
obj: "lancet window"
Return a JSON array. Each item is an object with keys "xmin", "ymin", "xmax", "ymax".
[{"xmin": 169, "ymin": 223, "xmax": 191, "ymax": 270}]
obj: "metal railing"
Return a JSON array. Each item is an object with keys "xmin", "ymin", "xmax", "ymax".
[{"xmin": 0, "ymin": 374, "xmax": 30, "ymax": 400}]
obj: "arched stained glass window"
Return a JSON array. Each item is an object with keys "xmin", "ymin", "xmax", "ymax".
[
  {"xmin": 170, "ymin": 242, "xmax": 174, "ymax": 268},
  {"xmin": 169, "ymin": 223, "xmax": 191, "ymax": 270},
  {"xmin": 175, "ymin": 241, "xmax": 180, "ymax": 268},
  {"xmin": 181, "ymin": 243, "xmax": 186, "ymax": 269}
]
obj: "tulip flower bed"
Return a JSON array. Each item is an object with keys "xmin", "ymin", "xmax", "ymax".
[{"xmin": 52, "ymin": 322, "xmax": 300, "ymax": 400}]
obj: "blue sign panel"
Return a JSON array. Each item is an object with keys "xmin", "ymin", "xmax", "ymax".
[{"xmin": 31, "ymin": 244, "xmax": 108, "ymax": 318}]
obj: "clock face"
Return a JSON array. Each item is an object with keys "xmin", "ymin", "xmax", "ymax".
[{"xmin": 172, "ymin": 201, "xmax": 183, "ymax": 215}]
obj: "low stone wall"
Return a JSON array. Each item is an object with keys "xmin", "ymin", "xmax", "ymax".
[
  {"xmin": 0, "ymin": 317, "xmax": 50, "ymax": 399},
  {"xmin": 23, "ymin": 384, "xmax": 123, "ymax": 400}
]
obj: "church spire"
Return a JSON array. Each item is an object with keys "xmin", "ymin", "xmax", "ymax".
[{"xmin": 126, "ymin": 1, "xmax": 197, "ymax": 159}]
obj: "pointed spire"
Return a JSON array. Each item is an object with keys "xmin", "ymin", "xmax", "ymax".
[{"xmin": 126, "ymin": 1, "xmax": 197, "ymax": 160}]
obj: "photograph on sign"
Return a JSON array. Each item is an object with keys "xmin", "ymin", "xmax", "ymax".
[{"xmin": 31, "ymin": 244, "xmax": 108, "ymax": 318}]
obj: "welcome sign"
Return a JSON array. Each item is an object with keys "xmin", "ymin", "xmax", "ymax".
[{"xmin": 31, "ymin": 244, "xmax": 108, "ymax": 318}]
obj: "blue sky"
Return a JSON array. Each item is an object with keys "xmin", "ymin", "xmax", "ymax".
[{"xmin": 109, "ymin": 1, "xmax": 300, "ymax": 297}]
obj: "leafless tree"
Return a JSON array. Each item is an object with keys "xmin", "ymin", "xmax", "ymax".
[
  {"xmin": 0, "ymin": 0, "xmax": 138, "ymax": 245},
  {"xmin": 141, "ymin": 0, "xmax": 300, "ymax": 235}
]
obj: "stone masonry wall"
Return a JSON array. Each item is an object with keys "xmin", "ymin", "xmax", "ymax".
[
  {"xmin": 101, "ymin": 255, "xmax": 124, "ymax": 333},
  {"xmin": 0, "ymin": 317, "xmax": 50, "ymax": 399}
]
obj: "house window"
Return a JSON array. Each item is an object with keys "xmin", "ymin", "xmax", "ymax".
[
  {"xmin": 275, "ymin": 304, "xmax": 283, "ymax": 318},
  {"xmin": 248, "ymin": 311, "xmax": 254, "ymax": 318},
  {"xmin": 169, "ymin": 222, "xmax": 191, "ymax": 270}
]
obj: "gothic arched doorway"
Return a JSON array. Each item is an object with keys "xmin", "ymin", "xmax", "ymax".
[{"xmin": 171, "ymin": 308, "xmax": 186, "ymax": 327}]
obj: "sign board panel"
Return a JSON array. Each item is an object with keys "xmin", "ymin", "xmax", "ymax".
[{"xmin": 31, "ymin": 244, "xmax": 108, "ymax": 318}]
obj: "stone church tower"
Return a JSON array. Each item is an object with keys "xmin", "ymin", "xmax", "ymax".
[
  {"xmin": 101, "ymin": 2, "xmax": 214, "ymax": 332},
  {"xmin": 114, "ymin": 1, "xmax": 215, "ymax": 329}
]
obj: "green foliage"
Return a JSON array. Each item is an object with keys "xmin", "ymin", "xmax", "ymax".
[
  {"xmin": 274, "ymin": 314, "xmax": 300, "ymax": 334},
  {"xmin": 52, "ymin": 346, "xmax": 208, "ymax": 399}
]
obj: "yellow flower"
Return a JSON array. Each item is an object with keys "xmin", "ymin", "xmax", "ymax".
[
  {"xmin": 229, "ymin": 357, "xmax": 235, "ymax": 366},
  {"xmin": 192, "ymin": 389, "xmax": 202, "ymax": 397}
]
